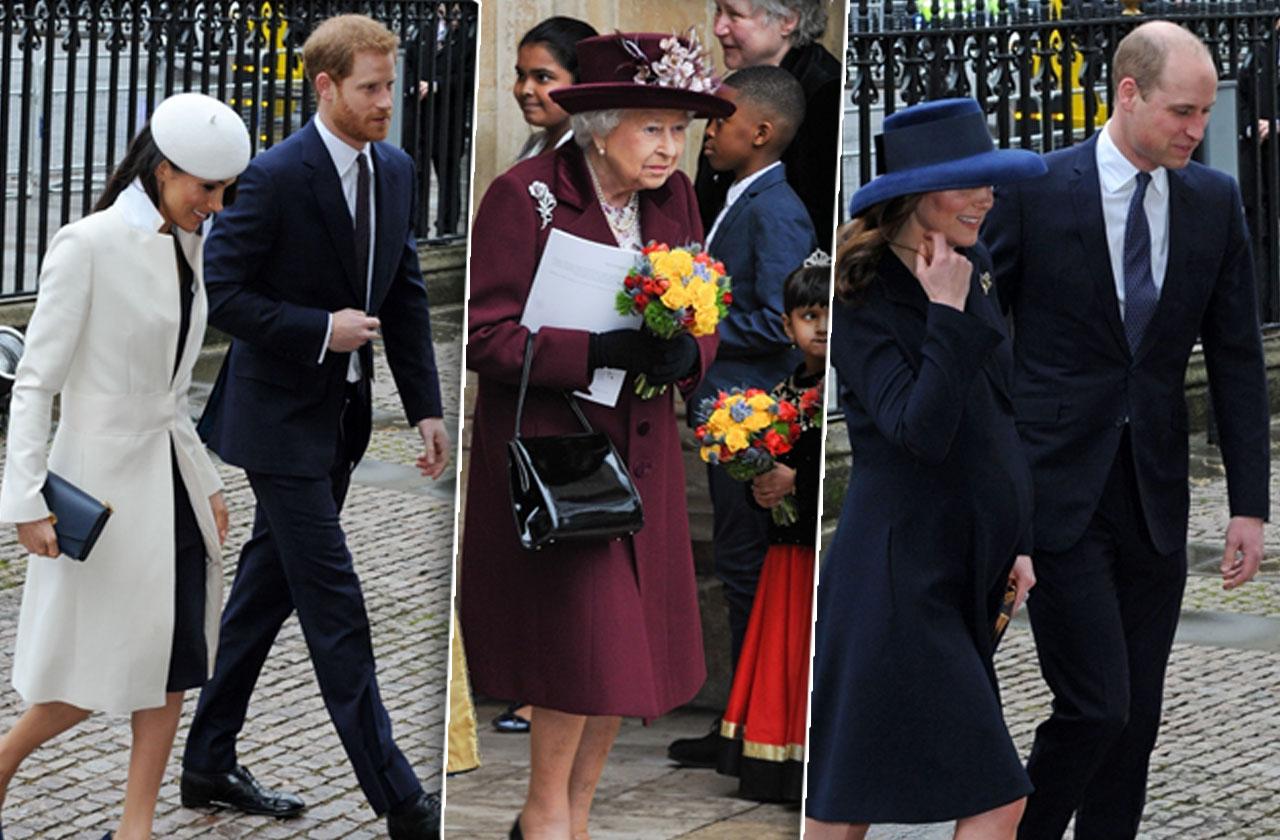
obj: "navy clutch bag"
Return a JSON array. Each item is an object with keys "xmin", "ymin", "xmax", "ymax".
[{"xmin": 40, "ymin": 471, "xmax": 112, "ymax": 561}]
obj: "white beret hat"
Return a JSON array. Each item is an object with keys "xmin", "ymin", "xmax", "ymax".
[{"xmin": 150, "ymin": 93, "xmax": 251, "ymax": 181}]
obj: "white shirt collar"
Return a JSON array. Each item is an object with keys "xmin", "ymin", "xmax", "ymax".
[
  {"xmin": 725, "ymin": 160, "xmax": 782, "ymax": 209},
  {"xmin": 315, "ymin": 113, "xmax": 370, "ymax": 176},
  {"xmin": 1097, "ymin": 121, "xmax": 1167, "ymax": 199},
  {"xmin": 116, "ymin": 179, "xmax": 167, "ymax": 232}
]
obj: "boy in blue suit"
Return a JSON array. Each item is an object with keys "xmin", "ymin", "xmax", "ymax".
[{"xmin": 669, "ymin": 65, "xmax": 817, "ymax": 766}]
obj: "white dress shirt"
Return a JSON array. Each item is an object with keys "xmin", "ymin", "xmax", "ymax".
[
  {"xmin": 314, "ymin": 113, "xmax": 376, "ymax": 377},
  {"xmin": 706, "ymin": 160, "xmax": 782, "ymax": 247},
  {"xmin": 1097, "ymin": 122, "xmax": 1169, "ymax": 318}
]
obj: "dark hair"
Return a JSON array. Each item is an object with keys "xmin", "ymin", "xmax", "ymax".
[
  {"xmin": 94, "ymin": 125, "xmax": 174, "ymax": 213},
  {"xmin": 722, "ymin": 65, "xmax": 806, "ymax": 149},
  {"xmin": 834, "ymin": 194, "xmax": 922, "ymax": 305},
  {"xmin": 518, "ymin": 16, "xmax": 598, "ymax": 81},
  {"xmin": 784, "ymin": 263, "xmax": 831, "ymax": 312}
]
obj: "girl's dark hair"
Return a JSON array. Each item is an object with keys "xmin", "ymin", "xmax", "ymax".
[
  {"xmin": 519, "ymin": 16, "xmax": 598, "ymax": 81},
  {"xmin": 783, "ymin": 264, "xmax": 831, "ymax": 312},
  {"xmin": 834, "ymin": 193, "xmax": 922, "ymax": 305},
  {"xmin": 94, "ymin": 124, "xmax": 173, "ymax": 213}
]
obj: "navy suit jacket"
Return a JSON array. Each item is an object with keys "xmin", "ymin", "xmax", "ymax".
[
  {"xmin": 200, "ymin": 119, "xmax": 443, "ymax": 478},
  {"xmin": 984, "ymin": 134, "xmax": 1270, "ymax": 555},
  {"xmin": 691, "ymin": 163, "xmax": 816, "ymax": 416}
]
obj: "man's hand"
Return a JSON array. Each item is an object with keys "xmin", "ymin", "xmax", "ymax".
[
  {"xmin": 1009, "ymin": 554, "xmax": 1036, "ymax": 618},
  {"xmin": 1258, "ymin": 118, "xmax": 1272, "ymax": 142},
  {"xmin": 17, "ymin": 518, "xmax": 59, "ymax": 558},
  {"xmin": 209, "ymin": 491, "xmax": 229, "ymax": 546},
  {"xmin": 416, "ymin": 417, "xmax": 450, "ymax": 479},
  {"xmin": 1222, "ymin": 515, "xmax": 1264, "ymax": 590},
  {"xmin": 329, "ymin": 308, "xmax": 380, "ymax": 353}
]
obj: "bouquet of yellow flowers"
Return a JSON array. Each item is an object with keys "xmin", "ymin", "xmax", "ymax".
[
  {"xmin": 615, "ymin": 242, "xmax": 732, "ymax": 398},
  {"xmin": 694, "ymin": 388, "xmax": 803, "ymax": 525}
]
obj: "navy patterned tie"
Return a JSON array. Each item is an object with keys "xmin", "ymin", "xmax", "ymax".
[{"xmin": 1123, "ymin": 171, "xmax": 1158, "ymax": 353}]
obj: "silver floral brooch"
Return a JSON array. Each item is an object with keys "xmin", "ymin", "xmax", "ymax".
[{"xmin": 528, "ymin": 181, "xmax": 556, "ymax": 230}]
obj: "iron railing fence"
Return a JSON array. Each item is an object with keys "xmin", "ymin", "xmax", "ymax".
[
  {"xmin": 0, "ymin": 0, "xmax": 476, "ymax": 299},
  {"xmin": 844, "ymin": 0, "xmax": 1280, "ymax": 322}
]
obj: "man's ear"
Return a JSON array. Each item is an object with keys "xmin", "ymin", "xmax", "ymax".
[{"xmin": 314, "ymin": 71, "xmax": 336, "ymax": 102}]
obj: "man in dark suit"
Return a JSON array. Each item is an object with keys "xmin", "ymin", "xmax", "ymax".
[
  {"xmin": 984, "ymin": 22, "xmax": 1269, "ymax": 840},
  {"xmin": 179, "ymin": 14, "xmax": 447, "ymax": 839},
  {"xmin": 697, "ymin": 0, "xmax": 841, "ymax": 245}
]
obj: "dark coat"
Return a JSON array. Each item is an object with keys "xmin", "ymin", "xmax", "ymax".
[
  {"xmin": 200, "ymin": 119, "xmax": 442, "ymax": 475},
  {"xmin": 691, "ymin": 163, "xmax": 815, "ymax": 413},
  {"xmin": 696, "ymin": 41, "xmax": 842, "ymax": 245},
  {"xmin": 806, "ymin": 247, "xmax": 1034, "ymax": 822},
  {"xmin": 984, "ymin": 135, "xmax": 1270, "ymax": 556},
  {"xmin": 459, "ymin": 142, "xmax": 717, "ymax": 718}
]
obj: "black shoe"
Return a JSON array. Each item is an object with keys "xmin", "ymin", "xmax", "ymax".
[
  {"xmin": 100, "ymin": 834, "xmax": 112, "ymax": 840},
  {"xmin": 387, "ymin": 790, "xmax": 441, "ymax": 840},
  {"xmin": 510, "ymin": 814, "xmax": 524, "ymax": 839},
  {"xmin": 666, "ymin": 719, "xmax": 721, "ymax": 768},
  {"xmin": 492, "ymin": 702, "xmax": 531, "ymax": 734},
  {"xmin": 180, "ymin": 764, "xmax": 306, "ymax": 818}
]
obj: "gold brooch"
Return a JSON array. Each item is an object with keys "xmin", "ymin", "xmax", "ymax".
[{"xmin": 979, "ymin": 272, "xmax": 993, "ymax": 295}]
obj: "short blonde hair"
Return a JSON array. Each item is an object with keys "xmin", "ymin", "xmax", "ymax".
[{"xmin": 303, "ymin": 14, "xmax": 399, "ymax": 86}]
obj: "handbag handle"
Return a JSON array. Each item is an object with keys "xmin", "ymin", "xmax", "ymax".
[{"xmin": 514, "ymin": 332, "xmax": 594, "ymax": 438}]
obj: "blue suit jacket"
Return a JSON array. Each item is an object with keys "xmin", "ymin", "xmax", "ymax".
[
  {"xmin": 691, "ymin": 163, "xmax": 816, "ymax": 417},
  {"xmin": 984, "ymin": 134, "xmax": 1270, "ymax": 555},
  {"xmin": 200, "ymin": 119, "xmax": 442, "ymax": 478}
]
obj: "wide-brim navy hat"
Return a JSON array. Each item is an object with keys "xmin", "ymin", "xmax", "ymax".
[
  {"xmin": 849, "ymin": 98, "xmax": 1046, "ymax": 218},
  {"xmin": 549, "ymin": 32, "xmax": 734, "ymax": 119}
]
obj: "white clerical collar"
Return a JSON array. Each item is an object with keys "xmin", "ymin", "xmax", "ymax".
[{"xmin": 1097, "ymin": 121, "xmax": 1167, "ymax": 199}]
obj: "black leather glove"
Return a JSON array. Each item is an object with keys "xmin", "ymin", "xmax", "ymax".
[
  {"xmin": 644, "ymin": 332, "xmax": 700, "ymax": 385},
  {"xmin": 589, "ymin": 329, "xmax": 650, "ymax": 374}
]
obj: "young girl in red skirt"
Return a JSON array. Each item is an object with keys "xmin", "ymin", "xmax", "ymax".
[{"xmin": 717, "ymin": 259, "xmax": 828, "ymax": 803}]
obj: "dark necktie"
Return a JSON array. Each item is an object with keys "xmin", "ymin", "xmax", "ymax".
[
  {"xmin": 354, "ymin": 152, "xmax": 371, "ymax": 309},
  {"xmin": 1122, "ymin": 171, "xmax": 1158, "ymax": 353}
]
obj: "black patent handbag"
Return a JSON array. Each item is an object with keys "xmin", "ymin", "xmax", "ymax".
[{"xmin": 507, "ymin": 333, "xmax": 644, "ymax": 550}]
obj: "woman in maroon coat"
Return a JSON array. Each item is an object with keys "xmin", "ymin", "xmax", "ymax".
[{"xmin": 460, "ymin": 32, "xmax": 734, "ymax": 840}]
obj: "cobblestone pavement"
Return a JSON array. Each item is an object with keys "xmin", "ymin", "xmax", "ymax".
[{"xmin": 0, "ymin": 305, "xmax": 462, "ymax": 838}]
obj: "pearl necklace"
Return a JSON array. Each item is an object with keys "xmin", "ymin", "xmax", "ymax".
[{"xmin": 585, "ymin": 158, "xmax": 641, "ymax": 249}]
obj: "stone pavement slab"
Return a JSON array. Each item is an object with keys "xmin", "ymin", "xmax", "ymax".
[
  {"xmin": 444, "ymin": 701, "xmax": 802, "ymax": 839},
  {"xmin": 0, "ymin": 314, "xmax": 461, "ymax": 837}
]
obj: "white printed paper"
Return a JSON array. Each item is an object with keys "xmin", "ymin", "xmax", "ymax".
[{"xmin": 520, "ymin": 229, "xmax": 641, "ymax": 407}]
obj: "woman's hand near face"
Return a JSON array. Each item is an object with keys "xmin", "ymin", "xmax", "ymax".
[
  {"xmin": 17, "ymin": 518, "xmax": 59, "ymax": 558},
  {"xmin": 914, "ymin": 231, "xmax": 971, "ymax": 311},
  {"xmin": 209, "ymin": 491, "xmax": 229, "ymax": 546},
  {"xmin": 752, "ymin": 463, "xmax": 796, "ymax": 509}
]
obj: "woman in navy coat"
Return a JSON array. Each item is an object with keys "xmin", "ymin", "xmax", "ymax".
[{"xmin": 804, "ymin": 99, "xmax": 1047, "ymax": 839}]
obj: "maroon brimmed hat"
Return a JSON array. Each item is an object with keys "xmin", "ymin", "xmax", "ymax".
[{"xmin": 549, "ymin": 31, "xmax": 735, "ymax": 119}]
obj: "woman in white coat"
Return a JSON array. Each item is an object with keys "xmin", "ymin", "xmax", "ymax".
[{"xmin": 0, "ymin": 93, "xmax": 250, "ymax": 840}]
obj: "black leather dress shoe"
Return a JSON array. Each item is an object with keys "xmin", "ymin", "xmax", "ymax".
[
  {"xmin": 387, "ymin": 790, "xmax": 441, "ymax": 840},
  {"xmin": 492, "ymin": 702, "xmax": 531, "ymax": 734},
  {"xmin": 510, "ymin": 814, "xmax": 524, "ymax": 839},
  {"xmin": 666, "ymin": 719, "xmax": 721, "ymax": 768},
  {"xmin": 180, "ymin": 765, "xmax": 305, "ymax": 817}
]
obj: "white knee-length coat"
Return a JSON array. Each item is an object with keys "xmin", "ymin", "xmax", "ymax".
[{"xmin": 0, "ymin": 181, "xmax": 224, "ymax": 714}]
